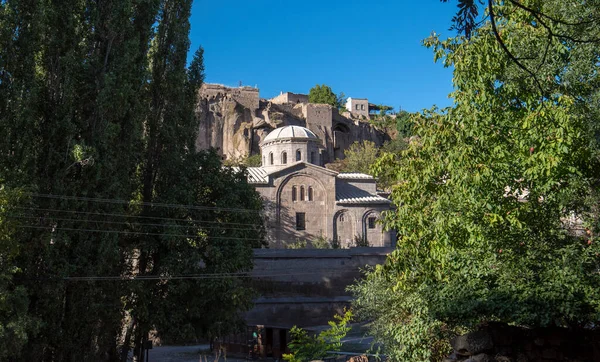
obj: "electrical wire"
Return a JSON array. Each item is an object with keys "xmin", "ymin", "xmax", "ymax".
[
  {"xmin": 17, "ymin": 225, "xmax": 265, "ymax": 241},
  {"xmin": 28, "ymin": 193, "xmax": 263, "ymax": 214},
  {"xmin": 13, "ymin": 269, "xmax": 362, "ymax": 282},
  {"xmin": 13, "ymin": 206, "xmax": 264, "ymax": 227},
  {"xmin": 7, "ymin": 214, "xmax": 261, "ymax": 233}
]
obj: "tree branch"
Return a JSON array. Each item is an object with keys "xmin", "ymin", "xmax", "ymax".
[{"xmin": 488, "ymin": 0, "xmax": 546, "ymax": 97}]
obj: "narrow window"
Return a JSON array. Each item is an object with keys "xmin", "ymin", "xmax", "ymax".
[
  {"xmin": 361, "ymin": 104, "xmax": 365, "ymax": 110},
  {"xmin": 269, "ymin": 152, "xmax": 273, "ymax": 165},
  {"xmin": 296, "ymin": 149, "xmax": 301, "ymax": 161},
  {"xmin": 263, "ymin": 156, "xmax": 265, "ymax": 165},
  {"xmin": 308, "ymin": 186, "xmax": 313, "ymax": 201},
  {"xmin": 355, "ymin": 104, "xmax": 359, "ymax": 110},
  {"xmin": 368, "ymin": 217, "xmax": 377, "ymax": 229},
  {"xmin": 282, "ymin": 151, "xmax": 287, "ymax": 164},
  {"xmin": 310, "ymin": 152, "xmax": 315, "ymax": 164},
  {"xmin": 296, "ymin": 212, "xmax": 306, "ymax": 230},
  {"xmin": 300, "ymin": 186, "xmax": 305, "ymax": 201},
  {"xmin": 292, "ymin": 186, "xmax": 297, "ymax": 201}
]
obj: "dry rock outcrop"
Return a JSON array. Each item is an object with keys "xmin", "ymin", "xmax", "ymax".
[{"xmin": 195, "ymin": 84, "xmax": 390, "ymax": 162}]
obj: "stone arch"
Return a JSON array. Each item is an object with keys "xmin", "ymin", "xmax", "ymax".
[
  {"xmin": 333, "ymin": 209, "xmax": 355, "ymax": 248},
  {"xmin": 275, "ymin": 172, "xmax": 328, "ymax": 225},
  {"xmin": 362, "ymin": 209, "xmax": 382, "ymax": 247},
  {"xmin": 333, "ymin": 123, "xmax": 350, "ymax": 133}
]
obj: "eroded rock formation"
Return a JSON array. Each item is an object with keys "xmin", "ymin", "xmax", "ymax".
[{"xmin": 195, "ymin": 84, "xmax": 390, "ymax": 162}]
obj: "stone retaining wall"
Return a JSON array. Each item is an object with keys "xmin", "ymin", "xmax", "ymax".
[
  {"xmin": 246, "ymin": 247, "xmax": 391, "ymax": 327},
  {"xmin": 445, "ymin": 322, "xmax": 600, "ymax": 362}
]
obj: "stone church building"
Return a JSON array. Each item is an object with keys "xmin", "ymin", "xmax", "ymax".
[{"xmin": 239, "ymin": 125, "xmax": 395, "ymax": 248}]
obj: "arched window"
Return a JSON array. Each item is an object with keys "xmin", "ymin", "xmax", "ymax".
[
  {"xmin": 269, "ymin": 152, "xmax": 273, "ymax": 165},
  {"xmin": 262, "ymin": 156, "xmax": 265, "ymax": 165},
  {"xmin": 300, "ymin": 186, "xmax": 305, "ymax": 201},
  {"xmin": 292, "ymin": 186, "xmax": 297, "ymax": 201},
  {"xmin": 308, "ymin": 186, "xmax": 313, "ymax": 201},
  {"xmin": 296, "ymin": 149, "xmax": 302, "ymax": 161},
  {"xmin": 310, "ymin": 151, "xmax": 315, "ymax": 164},
  {"xmin": 282, "ymin": 151, "xmax": 287, "ymax": 164}
]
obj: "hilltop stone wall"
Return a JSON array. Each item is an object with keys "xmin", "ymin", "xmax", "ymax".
[
  {"xmin": 195, "ymin": 84, "xmax": 390, "ymax": 161},
  {"xmin": 270, "ymin": 91, "xmax": 309, "ymax": 105},
  {"xmin": 200, "ymin": 83, "xmax": 259, "ymax": 111}
]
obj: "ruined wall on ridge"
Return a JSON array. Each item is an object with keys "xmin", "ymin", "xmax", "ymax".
[{"xmin": 195, "ymin": 84, "xmax": 390, "ymax": 161}]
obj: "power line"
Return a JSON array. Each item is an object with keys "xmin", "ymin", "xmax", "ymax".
[
  {"xmin": 14, "ymin": 206, "xmax": 264, "ymax": 227},
  {"xmin": 28, "ymin": 193, "xmax": 263, "ymax": 214},
  {"xmin": 18, "ymin": 225, "xmax": 266, "ymax": 242},
  {"xmin": 7, "ymin": 214, "xmax": 261, "ymax": 233},
  {"xmin": 13, "ymin": 269, "xmax": 363, "ymax": 282}
]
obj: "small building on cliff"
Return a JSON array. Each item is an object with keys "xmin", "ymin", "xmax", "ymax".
[{"xmin": 239, "ymin": 125, "xmax": 395, "ymax": 248}]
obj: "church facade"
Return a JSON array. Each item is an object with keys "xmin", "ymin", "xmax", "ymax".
[{"xmin": 240, "ymin": 126, "xmax": 395, "ymax": 248}]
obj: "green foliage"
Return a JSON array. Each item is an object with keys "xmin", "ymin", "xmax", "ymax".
[
  {"xmin": 353, "ymin": 235, "xmax": 370, "ymax": 248},
  {"xmin": 343, "ymin": 141, "xmax": 379, "ymax": 175},
  {"xmin": 0, "ymin": 0, "xmax": 265, "ymax": 360},
  {"xmin": 223, "ymin": 153, "xmax": 262, "ymax": 167},
  {"xmin": 336, "ymin": 92, "xmax": 347, "ymax": 111},
  {"xmin": 394, "ymin": 110, "xmax": 414, "ymax": 138},
  {"xmin": 287, "ymin": 240, "xmax": 308, "ymax": 249},
  {"xmin": 311, "ymin": 235, "xmax": 331, "ymax": 249},
  {"xmin": 308, "ymin": 84, "xmax": 338, "ymax": 107},
  {"xmin": 352, "ymin": 1, "xmax": 600, "ymax": 360},
  {"xmin": 245, "ymin": 154, "xmax": 262, "ymax": 167},
  {"xmin": 283, "ymin": 310, "xmax": 353, "ymax": 362},
  {"xmin": 370, "ymin": 109, "xmax": 414, "ymax": 139}
]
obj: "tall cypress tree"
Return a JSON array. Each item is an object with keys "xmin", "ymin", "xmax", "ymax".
[{"xmin": 1, "ymin": 1, "xmax": 265, "ymax": 361}]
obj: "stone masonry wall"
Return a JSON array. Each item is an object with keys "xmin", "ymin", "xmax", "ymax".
[
  {"xmin": 270, "ymin": 92, "xmax": 309, "ymax": 105},
  {"xmin": 246, "ymin": 247, "xmax": 391, "ymax": 328},
  {"xmin": 200, "ymin": 83, "xmax": 259, "ymax": 111},
  {"xmin": 445, "ymin": 322, "xmax": 600, "ymax": 362}
]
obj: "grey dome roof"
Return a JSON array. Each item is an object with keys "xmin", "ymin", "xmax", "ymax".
[{"xmin": 262, "ymin": 126, "xmax": 318, "ymax": 143}]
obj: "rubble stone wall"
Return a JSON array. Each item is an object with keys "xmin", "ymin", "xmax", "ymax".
[{"xmin": 445, "ymin": 322, "xmax": 600, "ymax": 362}]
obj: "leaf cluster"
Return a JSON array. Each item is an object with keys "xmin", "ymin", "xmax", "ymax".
[
  {"xmin": 283, "ymin": 310, "xmax": 353, "ymax": 362},
  {"xmin": 354, "ymin": 1, "xmax": 600, "ymax": 360}
]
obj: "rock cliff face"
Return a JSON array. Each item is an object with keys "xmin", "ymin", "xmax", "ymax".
[{"xmin": 194, "ymin": 84, "xmax": 390, "ymax": 163}]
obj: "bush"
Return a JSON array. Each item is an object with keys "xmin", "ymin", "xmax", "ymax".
[
  {"xmin": 353, "ymin": 235, "xmax": 369, "ymax": 247},
  {"xmin": 311, "ymin": 235, "xmax": 331, "ymax": 249},
  {"xmin": 286, "ymin": 240, "xmax": 307, "ymax": 249},
  {"xmin": 283, "ymin": 310, "xmax": 353, "ymax": 362}
]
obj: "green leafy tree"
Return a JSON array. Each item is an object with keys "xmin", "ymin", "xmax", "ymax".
[
  {"xmin": 0, "ymin": 1, "xmax": 265, "ymax": 361},
  {"xmin": 343, "ymin": 141, "xmax": 379, "ymax": 175},
  {"xmin": 351, "ymin": 1, "xmax": 600, "ymax": 361},
  {"xmin": 283, "ymin": 310, "xmax": 353, "ymax": 362},
  {"xmin": 308, "ymin": 84, "xmax": 338, "ymax": 107}
]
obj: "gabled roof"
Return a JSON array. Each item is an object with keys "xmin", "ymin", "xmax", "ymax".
[
  {"xmin": 336, "ymin": 181, "xmax": 391, "ymax": 205},
  {"xmin": 231, "ymin": 167, "xmax": 269, "ymax": 184},
  {"xmin": 266, "ymin": 161, "xmax": 339, "ymax": 178},
  {"xmin": 336, "ymin": 172, "xmax": 375, "ymax": 180}
]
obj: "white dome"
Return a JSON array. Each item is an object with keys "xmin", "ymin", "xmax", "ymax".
[{"xmin": 262, "ymin": 126, "xmax": 318, "ymax": 144}]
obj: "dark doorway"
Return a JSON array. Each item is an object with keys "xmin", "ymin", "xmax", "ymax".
[
  {"xmin": 279, "ymin": 329, "xmax": 287, "ymax": 358},
  {"xmin": 266, "ymin": 328, "xmax": 273, "ymax": 357}
]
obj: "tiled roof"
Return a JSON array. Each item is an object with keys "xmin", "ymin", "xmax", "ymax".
[
  {"xmin": 336, "ymin": 186, "xmax": 391, "ymax": 205},
  {"xmin": 336, "ymin": 172, "xmax": 374, "ymax": 180},
  {"xmin": 232, "ymin": 167, "xmax": 269, "ymax": 184}
]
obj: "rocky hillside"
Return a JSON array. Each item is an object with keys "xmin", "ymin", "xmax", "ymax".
[{"xmin": 194, "ymin": 84, "xmax": 390, "ymax": 164}]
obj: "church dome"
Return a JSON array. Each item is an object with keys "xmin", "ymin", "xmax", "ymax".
[{"xmin": 262, "ymin": 126, "xmax": 318, "ymax": 144}]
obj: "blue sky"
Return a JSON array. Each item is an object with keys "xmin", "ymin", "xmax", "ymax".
[{"xmin": 189, "ymin": 1, "xmax": 457, "ymax": 113}]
